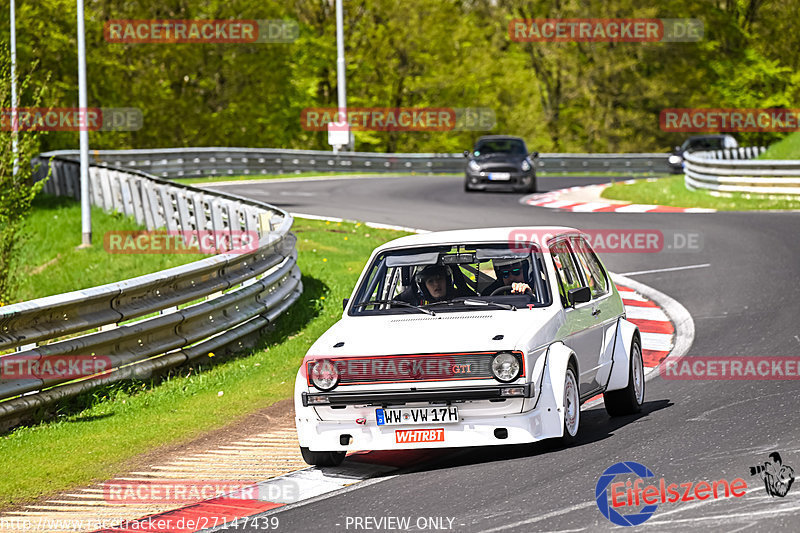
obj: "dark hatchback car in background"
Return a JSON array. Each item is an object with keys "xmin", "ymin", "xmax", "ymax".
[
  {"xmin": 464, "ymin": 135, "xmax": 538, "ymax": 193},
  {"xmin": 668, "ymin": 134, "xmax": 738, "ymax": 173}
]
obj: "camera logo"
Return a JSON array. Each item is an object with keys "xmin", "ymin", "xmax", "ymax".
[{"xmin": 750, "ymin": 452, "xmax": 795, "ymax": 497}]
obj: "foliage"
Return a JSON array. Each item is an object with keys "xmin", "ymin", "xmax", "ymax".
[{"xmin": 0, "ymin": 44, "xmax": 48, "ymax": 304}]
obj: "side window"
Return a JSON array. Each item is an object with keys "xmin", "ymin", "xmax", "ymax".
[
  {"xmin": 571, "ymin": 238, "xmax": 608, "ymax": 299},
  {"xmin": 549, "ymin": 240, "xmax": 583, "ymax": 308}
]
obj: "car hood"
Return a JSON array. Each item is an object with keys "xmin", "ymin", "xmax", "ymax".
[
  {"xmin": 473, "ymin": 154, "xmax": 526, "ymax": 164},
  {"xmin": 303, "ymin": 307, "xmax": 561, "ymax": 363}
]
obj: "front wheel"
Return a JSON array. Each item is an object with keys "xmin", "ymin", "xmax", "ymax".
[
  {"xmin": 560, "ymin": 363, "xmax": 580, "ymax": 445},
  {"xmin": 604, "ymin": 336, "xmax": 645, "ymax": 416},
  {"xmin": 300, "ymin": 447, "xmax": 346, "ymax": 467},
  {"xmin": 525, "ymin": 175, "xmax": 537, "ymax": 193}
]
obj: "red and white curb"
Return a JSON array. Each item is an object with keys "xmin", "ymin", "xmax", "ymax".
[
  {"xmin": 522, "ymin": 184, "xmax": 716, "ymax": 213},
  {"xmin": 92, "ymin": 452, "xmax": 438, "ymax": 533},
  {"xmin": 581, "ymin": 280, "xmax": 675, "ymax": 407}
]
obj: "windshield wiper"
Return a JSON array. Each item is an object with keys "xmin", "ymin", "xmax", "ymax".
[
  {"xmin": 461, "ymin": 298, "xmax": 517, "ymax": 311},
  {"xmin": 352, "ymin": 299, "xmax": 435, "ymax": 316},
  {"xmin": 426, "ymin": 298, "xmax": 517, "ymax": 311}
]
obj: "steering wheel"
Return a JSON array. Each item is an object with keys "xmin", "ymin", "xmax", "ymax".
[{"xmin": 489, "ymin": 285, "xmax": 533, "ymax": 296}]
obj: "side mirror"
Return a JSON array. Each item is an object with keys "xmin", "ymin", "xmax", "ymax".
[
  {"xmin": 463, "ymin": 150, "xmax": 470, "ymax": 158},
  {"xmin": 342, "ymin": 298, "xmax": 349, "ymax": 310},
  {"xmin": 530, "ymin": 151, "xmax": 539, "ymax": 158},
  {"xmin": 567, "ymin": 286, "xmax": 591, "ymax": 306}
]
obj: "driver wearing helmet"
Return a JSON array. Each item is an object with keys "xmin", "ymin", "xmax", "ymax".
[
  {"xmin": 481, "ymin": 257, "xmax": 534, "ymax": 296},
  {"xmin": 396, "ymin": 264, "xmax": 463, "ymax": 305}
]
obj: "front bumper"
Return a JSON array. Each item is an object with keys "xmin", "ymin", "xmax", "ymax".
[
  {"xmin": 296, "ymin": 402, "xmax": 563, "ymax": 451},
  {"xmin": 465, "ymin": 169, "xmax": 535, "ymax": 190}
]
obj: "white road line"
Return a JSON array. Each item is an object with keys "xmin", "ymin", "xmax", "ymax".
[
  {"xmin": 614, "ymin": 204, "xmax": 657, "ymax": 213},
  {"xmin": 618, "ymin": 263, "xmax": 710, "ymax": 277},
  {"xmin": 624, "ymin": 306, "xmax": 670, "ymax": 321},
  {"xmin": 478, "ymin": 502, "xmax": 596, "ymax": 532},
  {"xmin": 640, "ymin": 332, "xmax": 674, "ymax": 351},
  {"xmin": 568, "ymin": 202, "xmax": 610, "ymax": 212},
  {"xmin": 620, "ymin": 291, "xmax": 648, "ymax": 302}
]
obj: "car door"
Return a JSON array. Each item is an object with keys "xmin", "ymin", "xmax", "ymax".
[
  {"xmin": 549, "ymin": 238, "xmax": 604, "ymax": 396},
  {"xmin": 569, "ymin": 236, "xmax": 622, "ymax": 393}
]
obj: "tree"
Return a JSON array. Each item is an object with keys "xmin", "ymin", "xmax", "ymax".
[{"xmin": 0, "ymin": 44, "xmax": 48, "ymax": 304}]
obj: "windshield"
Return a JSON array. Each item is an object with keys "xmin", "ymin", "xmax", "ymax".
[
  {"xmin": 473, "ymin": 139, "xmax": 527, "ymax": 157},
  {"xmin": 349, "ymin": 243, "xmax": 551, "ymax": 315}
]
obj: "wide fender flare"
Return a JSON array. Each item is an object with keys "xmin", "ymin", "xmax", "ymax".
[
  {"xmin": 294, "ymin": 369, "xmax": 320, "ymax": 420},
  {"xmin": 606, "ymin": 318, "xmax": 640, "ymax": 392},
  {"xmin": 541, "ymin": 342, "xmax": 578, "ymax": 432}
]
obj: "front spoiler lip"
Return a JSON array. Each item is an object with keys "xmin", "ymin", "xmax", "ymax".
[{"xmin": 302, "ymin": 383, "xmax": 533, "ymax": 406}]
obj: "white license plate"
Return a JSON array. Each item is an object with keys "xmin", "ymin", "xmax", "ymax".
[
  {"xmin": 488, "ymin": 172, "xmax": 511, "ymax": 181},
  {"xmin": 376, "ymin": 406, "xmax": 459, "ymax": 426}
]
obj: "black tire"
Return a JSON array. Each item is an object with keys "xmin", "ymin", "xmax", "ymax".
[
  {"xmin": 300, "ymin": 447, "xmax": 346, "ymax": 467},
  {"xmin": 604, "ymin": 335, "xmax": 645, "ymax": 417},
  {"xmin": 464, "ymin": 181, "xmax": 477, "ymax": 192},
  {"xmin": 527, "ymin": 176, "xmax": 537, "ymax": 193},
  {"xmin": 560, "ymin": 363, "xmax": 580, "ymax": 445}
]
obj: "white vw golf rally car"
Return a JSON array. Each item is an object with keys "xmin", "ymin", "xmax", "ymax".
[{"xmin": 295, "ymin": 227, "xmax": 644, "ymax": 466}]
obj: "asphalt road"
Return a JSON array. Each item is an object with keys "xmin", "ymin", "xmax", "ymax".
[{"xmin": 208, "ymin": 174, "xmax": 800, "ymax": 532}]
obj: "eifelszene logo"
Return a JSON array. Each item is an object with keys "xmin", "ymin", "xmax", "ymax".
[{"xmin": 595, "ymin": 461, "xmax": 747, "ymax": 526}]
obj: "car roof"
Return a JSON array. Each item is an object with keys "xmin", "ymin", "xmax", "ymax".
[
  {"xmin": 475, "ymin": 135, "xmax": 525, "ymax": 142},
  {"xmin": 686, "ymin": 134, "xmax": 733, "ymax": 140},
  {"xmin": 373, "ymin": 226, "xmax": 579, "ymax": 252}
]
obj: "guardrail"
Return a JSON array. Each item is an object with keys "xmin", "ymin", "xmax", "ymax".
[
  {"xmin": 44, "ymin": 148, "xmax": 671, "ymax": 178},
  {"xmin": 684, "ymin": 148, "xmax": 800, "ymax": 196},
  {"xmin": 0, "ymin": 154, "xmax": 302, "ymax": 426}
]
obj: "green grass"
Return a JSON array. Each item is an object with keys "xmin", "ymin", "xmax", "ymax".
[
  {"xmin": 759, "ymin": 132, "xmax": 800, "ymax": 159},
  {"xmin": 0, "ymin": 216, "xmax": 407, "ymax": 509},
  {"xmin": 601, "ymin": 175, "xmax": 800, "ymax": 210},
  {"xmin": 10, "ymin": 195, "xmax": 207, "ymax": 303}
]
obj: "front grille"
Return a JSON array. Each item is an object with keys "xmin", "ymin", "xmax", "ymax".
[
  {"xmin": 483, "ymin": 166, "xmax": 519, "ymax": 173},
  {"xmin": 307, "ymin": 351, "xmax": 524, "ymax": 386}
]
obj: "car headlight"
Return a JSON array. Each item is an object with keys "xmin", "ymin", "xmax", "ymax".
[
  {"xmin": 468, "ymin": 160, "xmax": 481, "ymax": 172},
  {"xmin": 491, "ymin": 353, "xmax": 521, "ymax": 382},
  {"xmin": 521, "ymin": 160, "xmax": 531, "ymax": 172},
  {"xmin": 668, "ymin": 154, "xmax": 682, "ymax": 165},
  {"xmin": 310, "ymin": 359, "xmax": 339, "ymax": 391}
]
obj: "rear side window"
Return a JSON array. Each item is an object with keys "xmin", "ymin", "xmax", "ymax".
[
  {"xmin": 549, "ymin": 240, "xmax": 583, "ymax": 308},
  {"xmin": 571, "ymin": 237, "xmax": 609, "ymax": 299}
]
